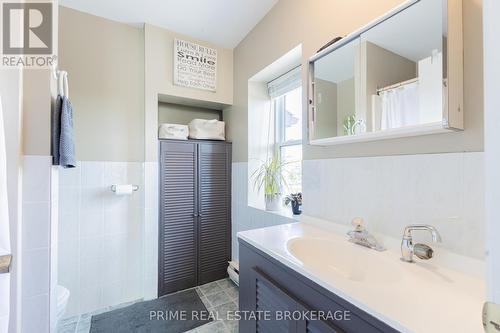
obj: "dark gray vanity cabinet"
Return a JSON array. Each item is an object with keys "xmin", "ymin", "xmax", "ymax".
[
  {"xmin": 239, "ymin": 240, "xmax": 400, "ymax": 333},
  {"xmin": 249, "ymin": 268, "xmax": 339, "ymax": 333},
  {"xmin": 158, "ymin": 140, "xmax": 231, "ymax": 296}
]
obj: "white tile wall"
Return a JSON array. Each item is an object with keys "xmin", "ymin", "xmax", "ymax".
[
  {"xmin": 22, "ymin": 156, "xmax": 52, "ymax": 333},
  {"xmin": 58, "ymin": 161, "xmax": 145, "ymax": 318},
  {"xmin": 143, "ymin": 162, "xmax": 158, "ymax": 300},
  {"xmin": 302, "ymin": 152, "xmax": 485, "ymax": 259},
  {"xmin": 22, "ymin": 248, "xmax": 50, "ymax": 297},
  {"xmin": 232, "ymin": 153, "xmax": 485, "ymax": 261},
  {"xmin": 21, "ymin": 294, "xmax": 49, "ymax": 333},
  {"xmin": 231, "ymin": 163, "xmax": 295, "ymax": 261},
  {"xmin": 49, "ymin": 167, "xmax": 59, "ymax": 333},
  {"xmin": 0, "ymin": 275, "xmax": 9, "ymax": 332},
  {"xmin": 22, "ymin": 201, "xmax": 50, "ymax": 251}
]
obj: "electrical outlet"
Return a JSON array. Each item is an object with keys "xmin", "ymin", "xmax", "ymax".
[{"xmin": 483, "ymin": 302, "xmax": 500, "ymax": 332}]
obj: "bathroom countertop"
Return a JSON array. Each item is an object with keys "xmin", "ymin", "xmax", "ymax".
[{"xmin": 237, "ymin": 217, "xmax": 485, "ymax": 333}]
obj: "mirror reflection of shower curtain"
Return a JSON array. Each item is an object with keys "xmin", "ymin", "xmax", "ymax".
[
  {"xmin": 0, "ymin": 96, "xmax": 10, "ymax": 333},
  {"xmin": 380, "ymin": 82, "xmax": 420, "ymax": 130}
]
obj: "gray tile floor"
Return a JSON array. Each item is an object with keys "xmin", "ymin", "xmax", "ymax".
[
  {"xmin": 57, "ymin": 278, "xmax": 239, "ymax": 333},
  {"xmin": 190, "ymin": 278, "xmax": 239, "ymax": 333}
]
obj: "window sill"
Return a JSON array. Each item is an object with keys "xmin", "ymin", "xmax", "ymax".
[{"xmin": 248, "ymin": 203, "xmax": 302, "ymax": 221}]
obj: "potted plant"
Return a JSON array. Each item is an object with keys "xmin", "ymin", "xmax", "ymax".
[
  {"xmin": 251, "ymin": 155, "xmax": 288, "ymax": 211},
  {"xmin": 285, "ymin": 192, "xmax": 302, "ymax": 215}
]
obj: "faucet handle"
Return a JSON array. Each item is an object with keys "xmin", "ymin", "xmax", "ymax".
[{"xmin": 351, "ymin": 217, "xmax": 365, "ymax": 231}]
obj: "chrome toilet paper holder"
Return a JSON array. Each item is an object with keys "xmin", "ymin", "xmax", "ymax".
[{"xmin": 110, "ymin": 184, "xmax": 139, "ymax": 192}]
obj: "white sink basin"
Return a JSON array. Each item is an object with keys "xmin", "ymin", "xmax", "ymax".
[
  {"xmin": 286, "ymin": 236, "xmax": 404, "ymax": 285},
  {"xmin": 239, "ymin": 221, "xmax": 485, "ymax": 333}
]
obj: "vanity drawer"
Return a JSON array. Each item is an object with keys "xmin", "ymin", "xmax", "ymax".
[{"xmin": 239, "ymin": 240, "xmax": 400, "ymax": 333}]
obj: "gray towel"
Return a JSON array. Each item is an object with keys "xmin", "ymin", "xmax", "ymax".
[
  {"xmin": 59, "ymin": 96, "xmax": 76, "ymax": 168},
  {"xmin": 51, "ymin": 96, "xmax": 62, "ymax": 165}
]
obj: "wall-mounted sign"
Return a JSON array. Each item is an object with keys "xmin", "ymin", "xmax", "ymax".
[{"xmin": 173, "ymin": 38, "xmax": 217, "ymax": 92}]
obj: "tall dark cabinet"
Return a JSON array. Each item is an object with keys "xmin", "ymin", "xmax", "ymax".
[{"xmin": 158, "ymin": 139, "xmax": 231, "ymax": 296}]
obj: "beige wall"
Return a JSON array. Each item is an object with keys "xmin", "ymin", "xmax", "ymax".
[
  {"xmin": 314, "ymin": 78, "xmax": 337, "ymax": 139},
  {"xmin": 158, "ymin": 103, "xmax": 221, "ymax": 125},
  {"xmin": 59, "ymin": 6, "xmax": 145, "ymax": 162},
  {"xmin": 59, "ymin": 8, "xmax": 234, "ymax": 162},
  {"xmin": 145, "ymin": 24, "xmax": 233, "ymax": 161},
  {"xmin": 22, "ymin": 3, "xmax": 58, "ymax": 157},
  {"xmin": 337, "ymin": 78, "xmax": 355, "ymax": 135},
  {"xmin": 145, "ymin": 24, "xmax": 233, "ymax": 107},
  {"xmin": 23, "ymin": 70, "xmax": 52, "ymax": 155},
  {"xmin": 225, "ymin": 0, "xmax": 484, "ymax": 162}
]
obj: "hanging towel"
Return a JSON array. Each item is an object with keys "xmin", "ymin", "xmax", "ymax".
[
  {"xmin": 51, "ymin": 95, "xmax": 62, "ymax": 165},
  {"xmin": 0, "ymin": 96, "xmax": 11, "ymax": 333},
  {"xmin": 52, "ymin": 71, "xmax": 76, "ymax": 168},
  {"xmin": 59, "ymin": 95, "xmax": 76, "ymax": 168}
]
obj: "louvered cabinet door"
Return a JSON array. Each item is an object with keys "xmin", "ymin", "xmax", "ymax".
[
  {"xmin": 248, "ymin": 268, "xmax": 343, "ymax": 333},
  {"xmin": 159, "ymin": 141, "xmax": 198, "ymax": 296},
  {"xmin": 197, "ymin": 142, "xmax": 231, "ymax": 284},
  {"xmin": 250, "ymin": 269, "xmax": 297, "ymax": 333}
]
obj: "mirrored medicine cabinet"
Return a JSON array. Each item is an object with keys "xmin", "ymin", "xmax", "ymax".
[{"xmin": 308, "ymin": 0, "xmax": 464, "ymax": 145}]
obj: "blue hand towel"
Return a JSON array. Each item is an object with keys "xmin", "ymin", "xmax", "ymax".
[
  {"xmin": 59, "ymin": 96, "xmax": 76, "ymax": 168},
  {"xmin": 51, "ymin": 95, "xmax": 62, "ymax": 165}
]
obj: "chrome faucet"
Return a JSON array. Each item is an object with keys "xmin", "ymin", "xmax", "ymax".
[
  {"xmin": 401, "ymin": 225, "xmax": 442, "ymax": 263},
  {"xmin": 347, "ymin": 217, "xmax": 385, "ymax": 251}
]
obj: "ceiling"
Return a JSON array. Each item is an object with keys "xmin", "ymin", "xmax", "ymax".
[{"xmin": 58, "ymin": 0, "xmax": 278, "ymax": 48}]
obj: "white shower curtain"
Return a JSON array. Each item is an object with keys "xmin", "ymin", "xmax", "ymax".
[
  {"xmin": 380, "ymin": 81, "xmax": 420, "ymax": 130},
  {"xmin": 0, "ymin": 96, "xmax": 10, "ymax": 333}
]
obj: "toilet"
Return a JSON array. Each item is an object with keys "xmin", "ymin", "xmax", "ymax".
[{"xmin": 56, "ymin": 285, "xmax": 70, "ymax": 324}]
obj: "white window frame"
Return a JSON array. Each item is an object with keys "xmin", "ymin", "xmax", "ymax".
[
  {"xmin": 274, "ymin": 91, "xmax": 302, "ymax": 151},
  {"xmin": 272, "ymin": 86, "xmax": 303, "ymax": 193}
]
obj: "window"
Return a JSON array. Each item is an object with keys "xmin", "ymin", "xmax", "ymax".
[{"xmin": 269, "ymin": 68, "xmax": 302, "ymax": 194}]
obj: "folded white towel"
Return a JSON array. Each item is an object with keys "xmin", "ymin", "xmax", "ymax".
[
  {"xmin": 158, "ymin": 123, "xmax": 189, "ymax": 140},
  {"xmin": 188, "ymin": 119, "xmax": 225, "ymax": 140}
]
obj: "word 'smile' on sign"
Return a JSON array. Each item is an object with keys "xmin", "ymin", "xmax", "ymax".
[{"xmin": 173, "ymin": 39, "xmax": 217, "ymax": 92}]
